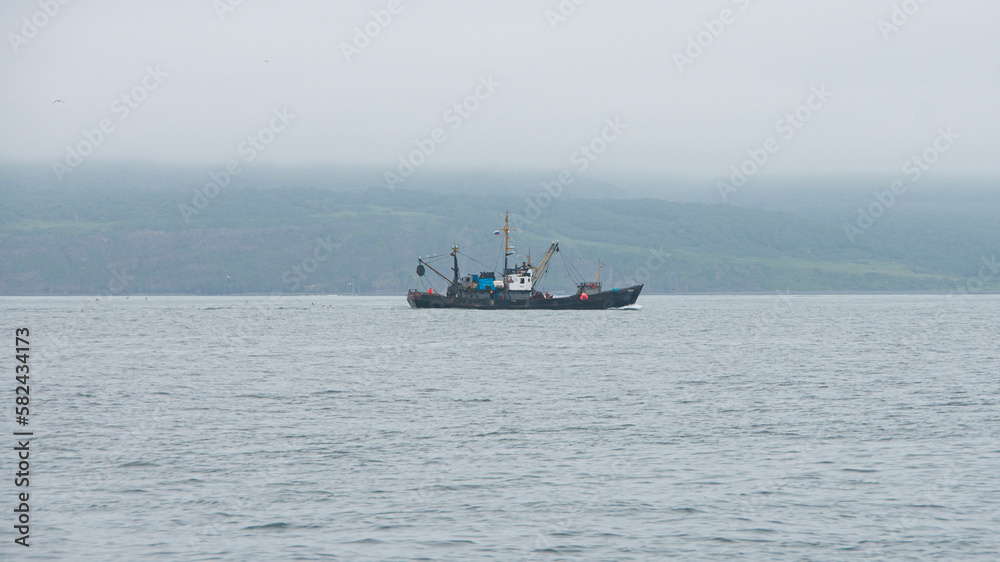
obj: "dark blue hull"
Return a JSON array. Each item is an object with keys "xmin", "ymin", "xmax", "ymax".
[{"xmin": 407, "ymin": 285, "xmax": 642, "ymax": 309}]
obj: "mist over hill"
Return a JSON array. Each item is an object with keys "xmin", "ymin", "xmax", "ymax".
[{"xmin": 1, "ymin": 165, "xmax": 998, "ymax": 296}]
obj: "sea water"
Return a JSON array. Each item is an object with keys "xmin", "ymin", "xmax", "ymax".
[{"xmin": 1, "ymin": 294, "xmax": 998, "ymax": 560}]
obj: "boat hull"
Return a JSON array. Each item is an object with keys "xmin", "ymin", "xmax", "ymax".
[{"xmin": 407, "ymin": 285, "xmax": 643, "ymax": 309}]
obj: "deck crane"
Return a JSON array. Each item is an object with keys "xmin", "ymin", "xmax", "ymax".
[{"xmin": 531, "ymin": 242, "xmax": 560, "ymax": 287}]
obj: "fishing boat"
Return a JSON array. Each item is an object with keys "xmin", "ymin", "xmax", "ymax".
[{"xmin": 406, "ymin": 212, "xmax": 643, "ymax": 309}]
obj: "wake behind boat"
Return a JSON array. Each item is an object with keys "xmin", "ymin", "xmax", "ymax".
[{"xmin": 407, "ymin": 212, "xmax": 642, "ymax": 309}]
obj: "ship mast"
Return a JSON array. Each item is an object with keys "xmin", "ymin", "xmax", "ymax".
[
  {"xmin": 501, "ymin": 211, "xmax": 515, "ymax": 274},
  {"xmin": 451, "ymin": 245, "xmax": 460, "ymax": 286}
]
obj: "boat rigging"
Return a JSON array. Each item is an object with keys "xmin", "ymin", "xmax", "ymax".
[{"xmin": 407, "ymin": 211, "xmax": 643, "ymax": 310}]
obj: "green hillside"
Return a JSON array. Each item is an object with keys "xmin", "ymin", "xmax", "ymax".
[{"xmin": 1, "ymin": 170, "xmax": 998, "ymax": 295}]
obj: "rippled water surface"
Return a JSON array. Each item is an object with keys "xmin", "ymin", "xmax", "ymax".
[{"xmin": 3, "ymin": 294, "xmax": 999, "ymax": 560}]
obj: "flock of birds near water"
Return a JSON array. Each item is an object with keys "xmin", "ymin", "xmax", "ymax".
[{"xmin": 91, "ymin": 297, "xmax": 334, "ymax": 309}]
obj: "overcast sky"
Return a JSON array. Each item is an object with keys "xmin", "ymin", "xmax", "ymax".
[{"xmin": 2, "ymin": 0, "xmax": 998, "ymax": 181}]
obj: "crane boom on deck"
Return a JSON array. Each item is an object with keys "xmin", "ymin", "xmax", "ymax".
[{"xmin": 532, "ymin": 242, "xmax": 560, "ymax": 286}]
